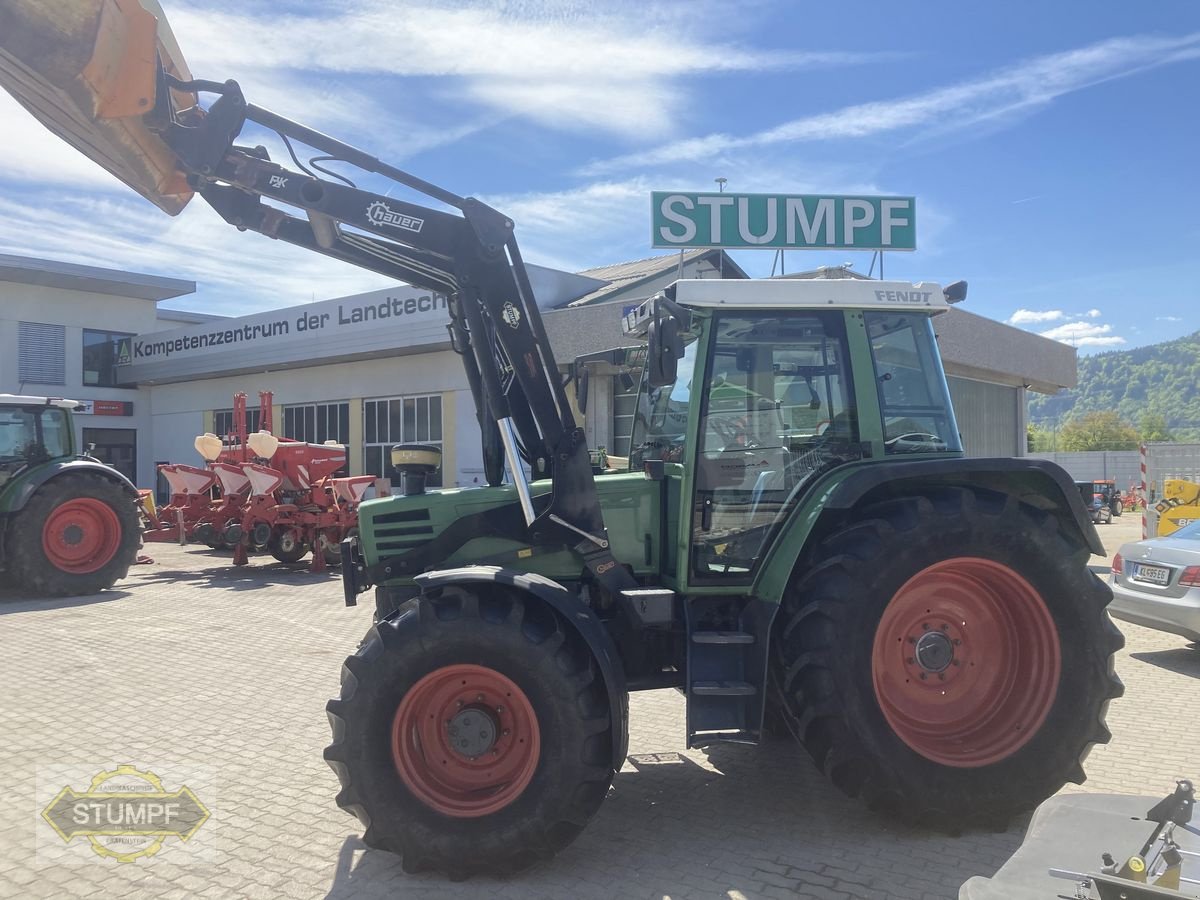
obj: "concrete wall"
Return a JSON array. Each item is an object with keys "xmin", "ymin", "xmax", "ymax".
[
  {"xmin": 0, "ymin": 283, "xmax": 160, "ymax": 485},
  {"xmin": 1028, "ymin": 451, "xmax": 1143, "ymax": 488}
]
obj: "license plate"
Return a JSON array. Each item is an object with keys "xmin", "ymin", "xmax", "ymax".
[{"xmin": 1131, "ymin": 563, "xmax": 1171, "ymax": 586}]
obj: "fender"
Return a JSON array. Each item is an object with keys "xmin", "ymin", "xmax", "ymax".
[
  {"xmin": 755, "ymin": 457, "xmax": 1104, "ymax": 604},
  {"xmin": 0, "ymin": 459, "xmax": 138, "ymax": 514},
  {"xmin": 414, "ymin": 565, "xmax": 630, "ymax": 768}
]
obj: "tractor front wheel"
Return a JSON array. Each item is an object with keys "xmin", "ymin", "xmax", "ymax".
[
  {"xmin": 6, "ymin": 474, "xmax": 139, "ymax": 596},
  {"xmin": 324, "ymin": 585, "xmax": 615, "ymax": 878},
  {"xmin": 771, "ymin": 486, "xmax": 1123, "ymax": 828}
]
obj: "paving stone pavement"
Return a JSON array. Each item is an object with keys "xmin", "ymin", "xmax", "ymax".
[{"xmin": 1, "ymin": 515, "xmax": 1197, "ymax": 900}]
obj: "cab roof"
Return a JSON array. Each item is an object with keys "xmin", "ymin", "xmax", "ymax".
[
  {"xmin": 0, "ymin": 394, "xmax": 79, "ymax": 410},
  {"xmin": 667, "ymin": 278, "xmax": 950, "ymax": 313}
]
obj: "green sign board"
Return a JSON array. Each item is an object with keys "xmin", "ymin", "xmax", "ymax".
[{"xmin": 651, "ymin": 192, "xmax": 916, "ymax": 251}]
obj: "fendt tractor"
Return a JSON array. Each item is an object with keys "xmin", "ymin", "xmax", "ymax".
[
  {"xmin": 2, "ymin": 0, "xmax": 1124, "ymax": 879},
  {"xmin": 0, "ymin": 395, "xmax": 140, "ymax": 595}
]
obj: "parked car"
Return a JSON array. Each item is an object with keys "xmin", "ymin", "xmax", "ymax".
[
  {"xmin": 1109, "ymin": 520, "xmax": 1200, "ymax": 645},
  {"xmin": 1076, "ymin": 481, "xmax": 1113, "ymax": 524}
]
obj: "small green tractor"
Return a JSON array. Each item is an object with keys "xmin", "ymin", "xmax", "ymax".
[{"xmin": 0, "ymin": 395, "xmax": 140, "ymax": 596}]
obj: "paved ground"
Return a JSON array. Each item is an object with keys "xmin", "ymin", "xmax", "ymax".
[{"xmin": 2, "ymin": 512, "xmax": 1198, "ymax": 900}]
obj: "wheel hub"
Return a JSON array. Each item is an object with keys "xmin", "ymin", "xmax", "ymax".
[
  {"xmin": 62, "ymin": 524, "xmax": 84, "ymax": 546},
  {"xmin": 914, "ymin": 630, "xmax": 954, "ymax": 673},
  {"xmin": 448, "ymin": 707, "xmax": 497, "ymax": 758},
  {"xmin": 392, "ymin": 663, "xmax": 540, "ymax": 818}
]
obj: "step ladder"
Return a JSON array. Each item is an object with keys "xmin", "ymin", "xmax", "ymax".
[{"xmin": 684, "ymin": 598, "xmax": 776, "ymax": 747}]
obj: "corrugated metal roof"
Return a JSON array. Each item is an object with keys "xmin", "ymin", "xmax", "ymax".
[{"xmin": 567, "ymin": 249, "xmax": 745, "ymax": 307}]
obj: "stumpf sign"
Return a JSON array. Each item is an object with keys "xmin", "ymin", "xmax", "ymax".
[{"xmin": 651, "ymin": 192, "xmax": 916, "ymax": 251}]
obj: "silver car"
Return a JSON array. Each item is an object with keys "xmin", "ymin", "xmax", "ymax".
[{"xmin": 1109, "ymin": 520, "xmax": 1200, "ymax": 644}]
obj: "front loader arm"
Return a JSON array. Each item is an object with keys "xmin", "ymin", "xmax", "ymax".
[
  {"xmin": 167, "ymin": 76, "xmax": 633, "ymax": 592},
  {"xmin": 0, "ymin": 2, "xmax": 634, "ymax": 595}
]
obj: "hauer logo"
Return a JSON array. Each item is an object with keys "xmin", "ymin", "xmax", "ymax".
[
  {"xmin": 501, "ymin": 302, "xmax": 522, "ymax": 329},
  {"xmin": 365, "ymin": 201, "xmax": 424, "ymax": 233}
]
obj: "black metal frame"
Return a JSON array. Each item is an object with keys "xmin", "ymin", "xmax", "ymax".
[{"xmin": 154, "ymin": 73, "xmax": 634, "ymax": 593}]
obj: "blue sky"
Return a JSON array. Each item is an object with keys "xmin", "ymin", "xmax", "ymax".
[{"xmin": 1, "ymin": 0, "xmax": 1197, "ymax": 352}]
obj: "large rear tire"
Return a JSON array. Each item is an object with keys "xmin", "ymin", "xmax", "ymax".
[
  {"xmin": 6, "ymin": 474, "xmax": 139, "ymax": 596},
  {"xmin": 771, "ymin": 486, "xmax": 1123, "ymax": 828},
  {"xmin": 324, "ymin": 584, "xmax": 614, "ymax": 878}
]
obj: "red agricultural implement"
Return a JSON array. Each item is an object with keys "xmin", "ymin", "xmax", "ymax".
[
  {"xmin": 141, "ymin": 391, "xmax": 270, "ymax": 545},
  {"xmin": 232, "ymin": 431, "xmax": 374, "ymax": 572}
]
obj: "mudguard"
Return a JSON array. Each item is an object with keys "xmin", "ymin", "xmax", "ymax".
[
  {"xmin": 414, "ymin": 565, "xmax": 630, "ymax": 768},
  {"xmin": 824, "ymin": 457, "xmax": 1106, "ymax": 555},
  {"xmin": 1, "ymin": 459, "xmax": 138, "ymax": 514}
]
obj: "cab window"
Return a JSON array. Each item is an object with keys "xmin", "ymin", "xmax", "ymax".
[{"xmin": 865, "ymin": 312, "xmax": 961, "ymax": 454}]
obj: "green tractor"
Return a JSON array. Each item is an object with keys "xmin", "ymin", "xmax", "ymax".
[
  {"xmin": 0, "ymin": 13, "xmax": 1122, "ymax": 877},
  {"xmin": 0, "ymin": 395, "xmax": 141, "ymax": 596},
  {"xmin": 333, "ymin": 279, "xmax": 1124, "ymax": 877}
]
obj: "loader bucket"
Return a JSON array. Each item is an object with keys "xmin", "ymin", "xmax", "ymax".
[{"xmin": 0, "ymin": 0, "xmax": 195, "ymax": 214}]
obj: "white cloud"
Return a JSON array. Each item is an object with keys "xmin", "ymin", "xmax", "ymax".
[
  {"xmin": 0, "ymin": 194, "xmax": 394, "ymax": 314},
  {"xmin": 1038, "ymin": 321, "xmax": 1126, "ymax": 347},
  {"xmin": 1008, "ymin": 308, "xmax": 1066, "ymax": 324},
  {"xmin": 170, "ymin": 1, "xmax": 893, "ymax": 140},
  {"xmin": 1156, "ymin": 315, "xmax": 1183, "ymax": 322},
  {"xmin": 583, "ymin": 31, "xmax": 1200, "ymax": 173},
  {"xmin": 1086, "ymin": 308, "xmax": 1102, "ymax": 318}
]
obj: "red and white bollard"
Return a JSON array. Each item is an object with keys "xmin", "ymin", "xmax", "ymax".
[{"xmin": 1140, "ymin": 442, "xmax": 1147, "ymax": 539}]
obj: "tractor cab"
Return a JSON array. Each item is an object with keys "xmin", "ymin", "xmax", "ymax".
[
  {"xmin": 622, "ymin": 278, "xmax": 964, "ymax": 583},
  {"xmin": 0, "ymin": 396, "xmax": 77, "ymax": 486}
]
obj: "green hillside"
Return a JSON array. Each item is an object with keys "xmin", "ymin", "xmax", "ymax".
[{"xmin": 1027, "ymin": 330, "xmax": 1200, "ymax": 441}]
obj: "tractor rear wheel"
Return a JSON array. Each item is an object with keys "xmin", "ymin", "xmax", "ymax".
[
  {"xmin": 324, "ymin": 585, "xmax": 614, "ymax": 878},
  {"xmin": 5, "ymin": 474, "xmax": 139, "ymax": 596},
  {"xmin": 771, "ymin": 486, "xmax": 1123, "ymax": 828},
  {"xmin": 267, "ymin": 528, "xmax": 308, "ymax": 563}
]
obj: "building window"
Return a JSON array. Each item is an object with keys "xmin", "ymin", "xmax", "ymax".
[
  {"xmin": 18, "ymin": 322, "xmax": 66, "ymax": 385},
  {"xmin": 213, "ymin": 408, "xmax": 262, "ymax": 439},
  {"xmin": 282, "ymin": 402, "xmax": 350, "ymax": 445},
  {"xmin": 83, "ymin": 329, "xmax": 136, "ymax": 388},
  {"xmin": 363, "ymin": 394, "xmax": 443, "ymax": 484}
]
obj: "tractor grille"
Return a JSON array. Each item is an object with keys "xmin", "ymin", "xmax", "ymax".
[{"xmin": 371, "ymin": 508, "xmax": 434, "ymax": 553}]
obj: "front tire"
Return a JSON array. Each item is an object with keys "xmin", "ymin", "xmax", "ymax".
[
  {"xmin": 324, "ymin": 585, "xmax": 615, "ymax": 877},
  {"xmin": 6, "ymin": 474, "xmax": 139, "ymax": 596},
  {"xmin": 771, "ymin": 487, "xmax": 1123, "ymax": 828}
]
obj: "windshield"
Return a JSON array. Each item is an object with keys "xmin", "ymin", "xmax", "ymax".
[
  {"xmin": 1169, "ymin": 520, "xmax": 1200, "ymax": 540},
  {"xmin": 865, "ymin": 312, "xmax": 962, "ymax": 454},
  {"xmin": 0, "ymin": 407, "xmax": 69, "ymax": 469}
]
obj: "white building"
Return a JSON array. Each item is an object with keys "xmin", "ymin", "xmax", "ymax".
[{"xmin": 1, "ymin": 251, "xmax": 1076, "ymax": 494}]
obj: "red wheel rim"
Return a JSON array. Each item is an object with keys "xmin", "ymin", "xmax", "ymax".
[
  {"xmin": 41, "ymin": 498, "xmax": 122, "ymax": 575},
  {"xmin": 392, "ymin": 664, "xmax": 540, "ymax": 817},
  {"xmin": 871, "ymin": 557, "xmax": 1061, "ymax": 767}
]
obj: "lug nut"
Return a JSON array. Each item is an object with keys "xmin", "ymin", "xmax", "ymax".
[
  {"xmin": 953, "ymin": 639, "xmax": 961, "ymax": 646},
  {"xmin": 922, "ymin": 623, "xmax": 930, "ymax": 631},
  {"xmin": 908, "ymin": 637, "xmax": 917, "ymax": 645},
  {"xmin": 938, "ymin": 673, "xmax": 946, "ymax": 681},
  {"xmin": 906, "ymin": 657, "xmax": 915, "ymax": 664},
  {"xmin": 919, "ymin": 673, "xmax": 927, "ymax": 680},
  {"xmin": 940, "ymin": 624, "xmax": 950, "ymax": 632}
]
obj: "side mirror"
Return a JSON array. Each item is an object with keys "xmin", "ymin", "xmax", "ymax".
[
  {"xmin": 943, "ymin": 280, "xmax": 968, "ymax": 304},
  {"xmin": 576, "ymin": 365, "xmax": 590, "ymax": 414},
  {"xmin": 646, "ymin": 315, "xmax": 682, "ymax": 389}
]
